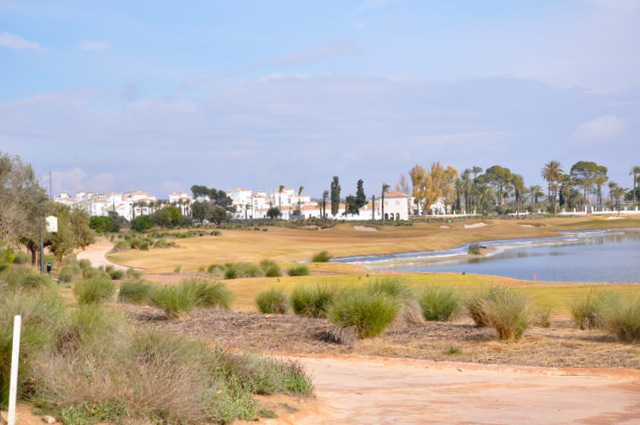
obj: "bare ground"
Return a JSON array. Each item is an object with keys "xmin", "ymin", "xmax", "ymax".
[{"xmin": 121, "ymin": 305, "xmax": 640, "ymax": 370}]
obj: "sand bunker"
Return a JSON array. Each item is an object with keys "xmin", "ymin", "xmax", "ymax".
[
  {"xmin": 353, "ymin": 226, "xmax": 378, "ymax": 232},
  {"xmin": 440, "ymin": 225, "xmax": 450, "ymax": 229},
  {"xmin": 519, "ymin": 224, "xmax": 535, "ymax": 228},
  {"xmin": 606, "ymin": 216, "xmax": 624, "ymax": 220},
  {"xmin": 464, "ymin": 222, "xmax": 488, "ymax": 229}
]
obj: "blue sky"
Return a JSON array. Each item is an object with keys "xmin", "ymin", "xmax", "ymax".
[{"xmin": 1, "ymin": 0, "xmax": 639, "ymax": 199}]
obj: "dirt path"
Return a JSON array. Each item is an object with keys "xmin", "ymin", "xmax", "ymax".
[
  {"xmin": 278, "ymin": 355, "xmax": 640, "ymax": 425},
  {"xmin": 76, "ymin": 240, "xmax": 131, "ymax": 271}
]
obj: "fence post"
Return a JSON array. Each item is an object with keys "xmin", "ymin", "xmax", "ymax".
[{"xmin": 8, "ymin": 315, "xmax": 22, "ymax": 425}]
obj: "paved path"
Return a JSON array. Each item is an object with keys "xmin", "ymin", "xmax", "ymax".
[
  {"xmin": 271, "ymin": 356, "xmax": 640, "ymax": 425},
  {"xmin": 76, "ymin": 240, "xmax": 131, "ymax": 271}
]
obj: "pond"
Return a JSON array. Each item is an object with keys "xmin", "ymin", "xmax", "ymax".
[{"xmin": 332, "ymin": 229, "xmax": 640, "ymax": 283}]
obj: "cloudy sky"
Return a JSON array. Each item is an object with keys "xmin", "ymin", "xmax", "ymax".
[{"xmin": 1, "ymin": 0, "xmax": 639, "ymax": 199}]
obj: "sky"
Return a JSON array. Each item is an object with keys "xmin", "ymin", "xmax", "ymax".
[{"xmin": 1, "ymin": 0, "xmax": 639, "ymax": 199}]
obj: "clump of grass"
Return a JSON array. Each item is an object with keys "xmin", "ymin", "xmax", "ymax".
[
  {"xmin": 569, "ymin": 290, "xmax": 607, "ymax": 330},
  {"xmin": 483, "ymin": 287, "xmax": 530, "ymax": 341},
  {"xmin": 417, "ymin": 285, "xmax": 463, "ymax": 322},
  {"xmin": 125, "ymin": 268, "xmax": 142, "ymax": 279},
  {"xmin": 533, "ymin": 308, "xmax": 551, "ymax": 328},
  {"xmin": 73, "ymin": 275, "xmax": 116, "ymax": 305},
  {"xmin": 118, "ymin": 279, "xmax": 153, "ymax": 305},
  {"xmin": 59, "ymin": 265, "xmax": 81, "ymax": 283},
  {"xmin": 366, "ymin": 276, "xmax": 413, "ymax": 299},
  {"xmin": 186, "ymin": 279, "xmax": 234, "ymax": 309},
  {"xmin": 327, "ymin": 288, "xmax": 402, "ymax": 338},
  {"xmin": 0, "ymin": 290, "xmax": 65, "ymax": 404},
  {"xmin": 287, "ymin": 265, "xmax": 310, "ymax": 277},
  {"xmin": 602, "ymin": 292, "xmax": 640, "ymax": 343},
  {"xmin": 256, "ymin": 288, "xmax": 289, "ymax": 314},
  {"xmin": 446, "ymin": 346, "xmax": 462, "ymax": 355},
  {"xmin": 224, "ymin": 263, "xmax": 265, "ymax": 279},
  {"xmin": 311, "ymin": 251, "xmax": 332, "ymax": 262},
  {"xmin": 149, "ymin": 283, "xmax": 198, "ymax": 319},
  {"xmin": 290, "ymin": 284, "xmax": 336, "ymax": 317},
  {"xmin": 259, "ymin": 259, "xmax": 282, "ymax": 277}
]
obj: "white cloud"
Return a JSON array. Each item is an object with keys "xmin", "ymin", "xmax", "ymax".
[
  {"xmin": 571, "ymin": 115, "xmax": 628, "ymax": 146},
  {"xmin": 79, "ymin": 41, "xmax": 111, "ymax": 51},
  {"xmin": 258, "ymin": 40, "xmax": 361, "ymax": 68},
  {"xmin": 0, "ymin": 31, "xmax": 45, "ymax": 51}
]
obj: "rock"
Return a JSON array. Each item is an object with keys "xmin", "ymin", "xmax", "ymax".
[{"xmin": 42, "ymin": 415, "xmax": 56, "ymax": 424}]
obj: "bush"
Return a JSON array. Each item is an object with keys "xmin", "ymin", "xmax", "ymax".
[
  {"xmin": 9, "ymin": 269, "xmax": 54, "ymax": 291},
  {"xmin": 417, "ymin": 285, "xmax": 463, "ymax": 321},
  {"xmin": 259, "ymin": 259, "xmax": 282, "ymax": 277},
  {"xmin": 287, "ymin": 265, "xmax": 310, "ymax": 277},
  {"xmin": 187, "ymin": 279, "xmax": 234, "ymax": 309},
  {"xmin": 118, "ymin": 280, "xmax": 153, "ymax": 304},
  {"xmin": 327, "ymin": 288, "xmax": 401, "ymax": 338},
  {"xmin": 482, "ymin": 287, "xmax": 530, "ymax": 341},
  {"xmin": 59, "ymin": 265, "xmax": 81, "ymax": 283},
  {"xmin": 12, "ymin": 251, "xmax": 30, "ymax": 265},
  {"xmin": 468, "ymin": 243, "xmax": 481, "ymax": 255},
  {"xmin": 602, "ymin": 292, "xmax": 640, "ymax": 343},
  {"xmin": 73, "ymin": 275, "xmax": 116, "ymax": 305},
  {"xmin": 224, "ymin": 263, "xmax": 264, "ymax": 279},
  {"xmin": 256, "ymin": 289, "xmax": 289, "ymax": 314},
  {"xmin": 149, "ymin": 283, "xmax": 198, "ymax": 319},
  {"xmin": 366, "ymin": 277, "xmax": 413, "ymax": 299},
  {"xmin": 290, "ymin": 284, "xmax": 336, "ymax": 318},
  {"xmin": 125, "ymin": 268, "xmax": 142, "ymax": 279},
  {"xmin": 108, "ymin": 269, "xmax": 125, "ymax": 280},
  {"xmin": 0, "ymin": 290, "xmax": 65, "ymax": 404},
  {"xmin": 569, "ymin": 290, "xmax": 607, "ymax": 330},
  {"xmin": 311, "ymin": 251, "xmax": 332, "ymax": 262}
]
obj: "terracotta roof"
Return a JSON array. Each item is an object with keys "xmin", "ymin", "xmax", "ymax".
[{"xmin": 384, "ymin": 190, "xmax": 410, "ymax": 198}]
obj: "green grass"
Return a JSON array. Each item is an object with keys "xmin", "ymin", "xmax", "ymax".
[
  {"xmin": 290, "ymin": 284, "xmax": 336, "ymax": 317},
  {"xmin": 256, "ymin": 288, "xmax": 289, "ymax": 314},
  {"xmin": 327, "ymin": 288, "xmax": 402, "ymax": 338},
  {"xmin": 417, "ymin": 285, "xmax": 463, "ymax": 322}
]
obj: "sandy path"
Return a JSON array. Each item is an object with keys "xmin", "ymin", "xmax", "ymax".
[
  {"xmin": 282, "ymin": 356, "xmax": 640, "ymax": 425},
  {"xmin": 76, "ymin": 240, "xmax": 132, "ymax": 271}
]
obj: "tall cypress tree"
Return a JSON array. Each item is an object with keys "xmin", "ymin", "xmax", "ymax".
[
  {"xmin": 330, "ymin": 176, "xmax": 341, "ymax": 217},
  {"xmin": 355, "ymin": 179, "xmax": 366, "ymax": 209}
]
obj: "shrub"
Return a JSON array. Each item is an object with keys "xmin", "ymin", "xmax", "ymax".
[
  {"xmin": 569, "ymin": 290, "xmax": 607, "ymax": 330},
  {"xmin": 417, "ymin": 285, "xmax": 463, "ymax": 321},
  {"xmin": 125, "ymin": 268, "xmax": 142, "ymax": 279},
  {"xmin": 9, "ymin": 269, "xmax": 54, "ymax": 291},
  {"xmin": 290, "ymin": 284, "xmax": 336, "ymax": 317},
  {"xmin": 287, "ymin": 265, "xmax": 310, "ymax": 277},
  {"xmin": 12, "ymin": 251, "xmax": 30, "ymax": 265},
  {"xmin": 108, "ymin": 269, "xmax": 125, "ymax": 280},
  {"xmin": 73, "ymin": 275, "xmax": 116, "ymax": 305},
  {"xmin": 259, "ymin": 259, "xmax": 282, "ymax": 277},
  {"xmin": 367, "ymin": 277, "xmax": 413, "ymax": 299},
  {"xmin": 256, "ymin": 288, "xmax": 289, "ymax": 314},
  {"xmin": 483, "ymin": 287, "xmax": 530, "ymax": 341},
  {"xmin": 224, "ymin": 263, "xmax": 264, "ymax": 279},
  {"xmin": 118, "ymin": 280, "xmax": 153, "ymax": 304},
  {"xmin": 602, "ymin": 292, "xmax": 640, "ymax": 343},
  {"xmin": 468, "ymin": 243, "xmax": 481, "ymax": 255},
  {"xmin": 149, "ymin": 283, "xmax": 198, "ymax": 319},
  {"xmin": 311, "ymin": 251, "xmax": 332, "ymax": 262},
  {"xmin": 0, "ymin": 290, "xmax": 65, "ymax": 404},
  {"xmin": 59, "ymin": 265, "xmax": 80, "ymax": 283},
  {"xmin": 327, "ymin": 288, "xmax": 401, "ymax": 338},
  {"xmin": 187, "ymin": 279, "xmax": 234, "ymax": 309},
  {"xmin": 207, "ymin": 263, "xmax": 224, "ymax": 274}
]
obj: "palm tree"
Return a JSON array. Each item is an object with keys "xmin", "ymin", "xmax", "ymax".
[
  {"xmin": 296, "ymin": 185, "xmax": 304, "ymax": 216},
  {"xmin": 630, "ymin": 165, "xmax": 640, "ymax": 206},
  {"xmin": 541, "ymin": 160, "xmax": 563, "ymax": 215},
  {"xmin": 510, "ymin": 174, "xmax": 525, "ymax": 217},
  {"xmin": 594, "ymin": 174, "xmax": 608, "ymax": 211},
  {"xmin": 609, "ymin": 183, "xmax": 628, "ymax": 212},
  {"xmin": 381, "ymin": 183, "xmax": 390, "ymax": 224},
  {"xmin": 278, "ymin": 185, "xmax": 284, "ymax": 212},
  {"xmin": 528, "ymin": 185, "xmax": 544, "ymax": 205}
]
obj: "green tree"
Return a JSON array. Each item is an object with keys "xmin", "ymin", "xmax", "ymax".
[
  {"xmin": 409, "ymin": 164, "xmax": 426, "ymax": 214},
  {"xmin": 330, "ymin": 176, "xmax": 341, "ymax": 217},
  {"xmin": 165, "ymin": 205, "xmax": 181, "ymax": 225},
  {"xmin": 541, "ymin": 160, "xmax": 563, "ymax": 214},
  {"xmin": 0, "ymin": 153, "xmax": 49, "ymax": 254},
  {"xmin": 131, "ymin": 215, "xmax": 154, "ymax": 232},
  {"xmin": 152, "ymin": 208, "xmax": 172, "ymax": 227},
  {"xmin": 89, "ymin": 216, "xmax": 114, "ymax": 233},
  {"xmin": 191, "ymin": 201, "xmax": 213, "ymax": 225},
  {"xmin": 267, "ymin": 206, "xmax": 281, "ymax": 219},
  {"xmin": 48, "ymin": 203, "xmax": 96, "ymax": 262},
  {"xmin": 570, "ymin": 161, "xmax": 605, "ymax": 212},
  {"xmin": 481, "ymin": 165, "xmax": 512, "ymax": 206},
  {"xmin": 510, "ymin": 174, "xmax": 526, "ymax": 216},
  {"xmin": 609, "ymin": 183, "xmax": 628, "ymax": 212},
  {"xmin": 321, "ymin": 190, "xmax": 329, "ymax": 219},
  {"xmin": 355, "ymin": 179, "xmax": 367, "ymax": 209},
  {"xmin": 107, "ymin": 210, "xmax": 126, "ymax": 232},
  {"xmin": 209, "ymin": 206, "xmax": 228, "ymax": 224},
  {"xmin": 528, "ymin": 185, "xmax": 544, "ymax": 205}
]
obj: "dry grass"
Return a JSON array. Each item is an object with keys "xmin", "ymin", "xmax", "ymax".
[{"xmin": 108, "ymin": 217, "xmax": 640, "ymax": 273}]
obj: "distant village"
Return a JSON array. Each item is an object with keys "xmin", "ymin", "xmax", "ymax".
[{"xmin": 53, "ymin": 187, "xmax": 425, "ymax": 222}]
